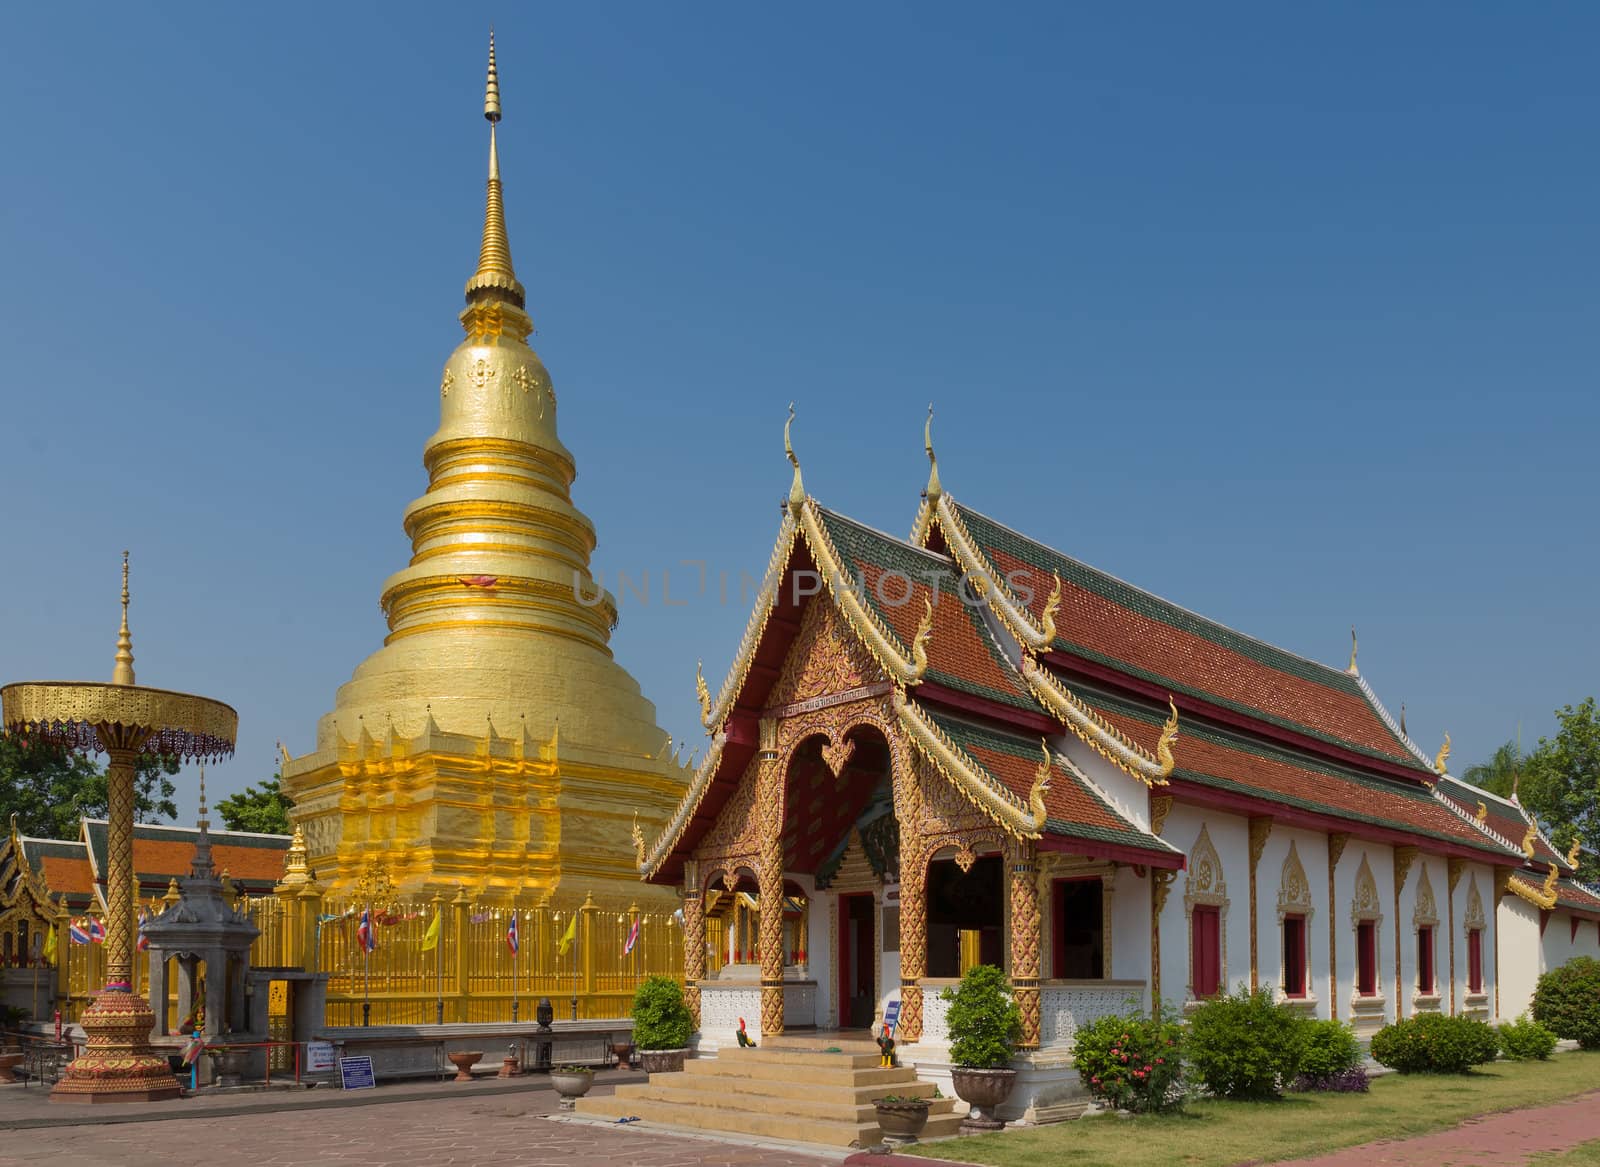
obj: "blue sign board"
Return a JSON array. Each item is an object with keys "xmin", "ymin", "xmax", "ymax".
[
  {"xmin": 883, "ymin": 998, "xmax": 901, "ymax": 1035},
  {"xmin": 338, "ymin": 1055, "xmax": 376, "ymax": 1091}
]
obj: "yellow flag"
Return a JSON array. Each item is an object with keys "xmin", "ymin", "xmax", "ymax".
[
  {"xmin": 420, "ymin": 908, "xmax": 441, "ymax": 952},
  {"xmin": 556, "ymin": 914, "xmax": 577, "ymax": 956},
  {"xmin": 43, "ymin": 925, "xmax": 57, "ymax": 965}
]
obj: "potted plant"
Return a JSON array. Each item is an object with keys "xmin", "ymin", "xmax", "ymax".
[
  {"xmin": 940, "ymin": 964, "xmax": 1022, "ymax": 1132},
  {"xmin": 549, "ymin": 1064, "xmax": 594, "ymax": 1108},
  {"xmin": 873, "ymin": 1093, "xmax": 931, "ymax": 1143},
  {"xmin": 631, "ymin": 975, "xmax": 693, "ymax": 1074}
]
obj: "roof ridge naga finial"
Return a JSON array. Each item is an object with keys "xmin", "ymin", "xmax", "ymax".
[
  {"xmin": 784, "ymin": 402, "xmax": 805, "ymax": 510},
  {"xmin": 923, "ymin": 403, "xmax": 942, "ymax": 503},
  {"xmin": 1157, "ymin": 697, "xmax": 1180, "ymax": 779},
  {"xmin": 1434, "ymin": 731, "xmax": 1451, "ymax": 775},
  {"xmin": 1347, "ymin": 625, "xmax": 1358, "ymax": 675}
]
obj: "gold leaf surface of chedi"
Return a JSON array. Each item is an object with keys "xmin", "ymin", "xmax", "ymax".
[{"xmin": 281, "ymin": 36, "xmax": 683, "ymax": 903}]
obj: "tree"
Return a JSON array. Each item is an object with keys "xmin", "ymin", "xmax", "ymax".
[
  {"xmin": 0, "ymin": 736, "xmax": 179, "ymax": 839},
  {"xmin": 1462, "ymin": 740, "xmax": 1525, "ymax": 798},
  {"xmin": 215, "ymin": 775, "xmax": 293, "ymax": 835},
  {"xmin": 1521, "ymin": 698, "xmax": 1600, "ymax": 884}
]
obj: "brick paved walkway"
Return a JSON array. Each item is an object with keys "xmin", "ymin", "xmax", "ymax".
[
  {"xmin": 1284, "ymin": 1089, "xmax": 1600, "ymax": 1166},
  {"xmin": 2, "ymin": 1095, "xmax": 850, "ymax": 1166}
]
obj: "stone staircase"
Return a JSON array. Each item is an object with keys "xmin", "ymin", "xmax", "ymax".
[{"xmin": 575, "ymin": 1034, "xmax": 963, "ymax": 1147}]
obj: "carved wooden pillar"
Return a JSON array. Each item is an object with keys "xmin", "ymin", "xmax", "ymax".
[
  {"xmin": 1247, "ymin": 816, "xmax": 1274, "ymax": 991},
  {"xmin": 757, "ymin": 719, "xmax": 786, "ymax": 1037},
  {"xmin": 1327, "ymin": 833, "xmax": 1349, "ymax": 1020},
  {"xmin": 1009, "ymin": 841, "xmax": 1042, "ymax": 1048},
  {"xmin": 682, "ymin": 860, "xmax": 704, "ymax": 1030},
  {"xmin": 1393, "ymin": 846, "xmax": 1418, "ymax": 1018},
  {"xmin": 898, "ymin": 838, "xmax": 928, "ymax": 1041},
  {"xmin": 1446, "ymin": 858, "xmax": 1464, "ymax": 1016},
  {"xmin": 1151, "ymin": 866, "xmax": 1177, "ymax": 1016}
]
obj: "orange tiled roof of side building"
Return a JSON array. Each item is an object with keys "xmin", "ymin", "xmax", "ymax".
[{"xmin": 948, "ymin": 502, "xmax": 1427, "ymax": 769}]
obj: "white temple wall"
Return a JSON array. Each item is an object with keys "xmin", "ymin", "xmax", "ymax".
[
  {"xmin": 1108, "ymin": 861, "xmax": 1148, "ymax": 1003},
  {"xmin": 1443, "ymin": 861, "xmax": 1497, "ymax": 1020},
  {"xmin": 1063, "ymin": 738, "xmax": 1151, "ymax": 834},
  {"xmin": 1254, "ymin": 824, "xmax": 1330, "ymax": 1014},
  {"xmin": 804, "ymin": 874, "xmax": 834, "ymax": 1028},
  {"xmin": 1333, "ymin": 841, "xmax": 1395, "ymax": 1033},
  {"xmin": 1497, "ymin": 895, "xmax": 1542, "ymax": 1021},
  {"xmin": 1155, "ymin": 805, "xmax": 1251, "ymax": 1009}
]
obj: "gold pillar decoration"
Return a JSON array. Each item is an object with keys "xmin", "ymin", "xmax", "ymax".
[
  {"xmin": 1009, "ymin": 844, "xmax": 1042, "ymax": 1048},
  {"xmin": 1393, "ymin": 846, "xmax": 1419, "ymax": 1014},
  {"xmin": 757, "ymin": 720, "xmax": 786, "ymax": 1037},
  {"xmin": 1, "ymin": 553, "xmax": 238, "ymax": 1102},
  {"xmin": 1151, "ymin": 866, "xmax": 1178, "ymax": 1016},
  {"xmin": 1149, "ymin": 794, "xmax": 1173, "ymax": 838},
  {"xmin": 682, "ymin": 860, "xmax": 705, "ymax": 1029},
  {"xmin": 1446, "ymin": 858, "xmax": 1464, "ymax": 1016},
  {"xmin": 581, "ymin": 892, "xmax": 599, "ymax": 998},
  {"xmin": 451, "ymin": 885, "xmax": 471, "ymax": 1022},
  {"xmin": 899, "ymin": 838, "xmax": 929, "ymax": 1041},
  {"xmin": 1327, "ymin": 832, "xmax": 1349, "ymax": 1020},
  {"xmin": 1247, "ymin": 816, "xmax": 1274, "ymax": 991}
]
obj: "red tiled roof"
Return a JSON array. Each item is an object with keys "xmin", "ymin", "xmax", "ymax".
[
  {"xmin": 1435, "ymin": 777, "xmax": 1568, "ymax": 869},
  {"xmin": 950, "ymin": 503, "xmax": 1424, "ymax": 769},
  {"xmin": 1556, "ymin": 878, "xmax": 1600, "ymax": 918},
  {"xmin": 1086, "ymin": 691, "xmax": 1513, "ymax": 858}
]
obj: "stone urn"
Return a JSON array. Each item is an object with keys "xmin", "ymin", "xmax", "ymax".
[
  {"xmin": 611, "ymin": 1038, "xmax": 634, "ymax": 1069},
  {"xmin": 447, "ymin": 1050, "xmax": 483, "ymax": 1082},
  {"xmin": 874, "ymin": 1097, "xmax": 931, "ymax": 1144},
  {"xmin": 205, "ymin": 1046, "xmax": 249, "ymax": 1089},
  {"xmin": 638, "ymin": 1048, "xmax": 687, "ymax": 1075},
  {"xmin": 550, "ymin": 1067, "xmax": 594, "ymax": 1109},
  {"xmin": 951, "ymin": 1067, "xmax": 1017, "ymax": 1132}
]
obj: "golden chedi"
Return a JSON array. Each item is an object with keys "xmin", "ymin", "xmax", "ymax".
[{"xmin": 283, "ymin": 35, "xmax": 688, "ymax": 902}]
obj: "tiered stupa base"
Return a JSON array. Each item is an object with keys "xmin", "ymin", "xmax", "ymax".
[{"xmin": 51, "ymin": 988, "xmax": 181, "ymax": 1103}]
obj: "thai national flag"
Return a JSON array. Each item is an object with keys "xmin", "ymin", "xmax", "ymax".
[
  {"xmin": 137, "ymin": 911, "xmax": 150, "ymax": 952},
  {"xmin": 506, "ymin": 911, "xmax": 519, "ymax": 956},
  {"xmin": 623, "ymin": 919, "xmax": 641, "ymax": 955},
  {"xmin": 357, "ymin": 908, "xmax": 376, "ymax": 954},
  {"xmin": 68, "ymin": 919, "xmax": 92, "ymax": 946},
  {"xmin": 85, "ymin": 917, "xmax": 106, "ymax": 945}
]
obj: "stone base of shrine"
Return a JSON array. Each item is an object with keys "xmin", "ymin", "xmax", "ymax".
[{"xmin": 50, "ymin": 989, "xmax": 181, "ymax": 1104}]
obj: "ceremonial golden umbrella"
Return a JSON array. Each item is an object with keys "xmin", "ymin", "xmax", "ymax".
[{"xmin": 2, "ymin": 553, "xmax": 236, "ymax": 1102}]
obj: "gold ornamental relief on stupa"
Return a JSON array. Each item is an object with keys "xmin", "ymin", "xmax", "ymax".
[{"xmin": 282, "ymin": 35, "xmax": 688, "ymax": 903}]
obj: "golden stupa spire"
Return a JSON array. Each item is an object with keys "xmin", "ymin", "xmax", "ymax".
[
  {"xmin": 112, "ymin": 550, "xmax": 136, "ymax": 686},
  {"xmin": 465, "ymin": 29, "xmax": 526, "ymax": 309}
]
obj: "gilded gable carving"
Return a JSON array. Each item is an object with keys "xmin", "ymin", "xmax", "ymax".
[
  {"xmin": 1277, "ymin": 840, "xmax": 1314, "ymax": 920},
  {"xmin": 1464, "ymin": 876, "xmax": 1486, "ymax": 931},
  {"xmin": 767, "ymin": 599, "xmax": 880, "ymax": 708},
  {"xmin": 1413, "ymin": 862, "xmax": 1439, "ymax": 928},
  {"xmin": 1351, "ymin": 852, "xmax": 1382, "ymax": 924}
]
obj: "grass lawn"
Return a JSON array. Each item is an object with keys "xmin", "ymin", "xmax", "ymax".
[
  {"xmin": 1535, "ymin": 1142, "xmax": 1600, "ymax": 1167},
  {"xmin": 910, "ymin": 1050, "xmax": 1600, "ymax": 1167}
]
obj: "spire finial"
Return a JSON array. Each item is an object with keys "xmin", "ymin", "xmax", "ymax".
[
  {"xmin": 1399, "ymin": 702, "xmax": 1407, "ymax": 738},
  {"xmin": 190, "ymin": 761, "xmax": 216, "ymax": 881},
  {"xmin": 923, "ymin": 403, "xmax": 942, "ymax": 502},
  {"xmin": 1346, "ymin": 625, "xmax": 1358, "ymax": 674},
  {"xmin": 112, "ymin": 550, "xmax": 136, "ymax": 686},
  {"xmin": 465, "ymin": 29, "xmax": 525, "ymax": 308},
  {"xmin": 784, "ymin": 403, "xmax": 805, "ymax": 509}
]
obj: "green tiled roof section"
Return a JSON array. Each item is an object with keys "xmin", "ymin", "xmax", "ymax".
[
  {"xmin": 1083, "ymin": 687, "xmax": 1515, "ymax": 857},
  {"xmin": 929, "ymin": 711, "xmax": 1173, "ymax": 853},
  {"xmin": 815, "ymin": 507, "xmax": 1038, "ymax": 712},
  {"xmin": 1435, "ymin": 776, "xmax": 1565, "ymax": 864},
  {"xmin": 1556, "ymin": 878, "xmax": 1600, "ymax": 913},
  {"xmin": 20, "ymin": 838, "xmax": 88, "ymax": 862},
  {"xmin": 953, "ymin": 503, "xmax": 1423, "ymax": 769}
]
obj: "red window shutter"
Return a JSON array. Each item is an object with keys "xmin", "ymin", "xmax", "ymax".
[
  {"xmin": 1192, "ymin": 906, "xmax": 1220, "ymax": 998},
  {"xmin": 1467, "ymin": 930, "xmax": 1483, "ymax": 993},
  {"xmin": 1357, "ymin": 921, "xmax": 1377, "ymax": 996},
  {"xmin": 1283, "ymin": 915, "xmax": 1307, "ymax": 997},
  {"xmin": 1418, "ymin": 926, "xmax": 1434, "ymax": 994}
]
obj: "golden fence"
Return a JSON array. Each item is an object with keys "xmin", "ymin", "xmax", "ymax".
[{"xmin": 58, "ymin": 889, "xmax": 692, "ymax": 1027}]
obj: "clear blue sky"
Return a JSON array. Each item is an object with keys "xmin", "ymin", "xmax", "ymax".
[{"xmin": 2, "ymin": 3, "xmax": 1595, "ymax": 810}]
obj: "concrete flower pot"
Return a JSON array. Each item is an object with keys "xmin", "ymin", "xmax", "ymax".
[
  {"xmin": 638, "ymin": 1048, "xmax": 687, "ymax": 1075},
  {"xmin": 874, "ymin": 1098, "xmax": 931, "ymax": 1143},
  {"xmin": 447, "ymin": 1050, "xmax": 483, "ymax": 1082},
  {"xmin": 550, "ymin": 1068, "xmax": 594, "ymax": 1110},
  {"xmin": 951, "ymin": 1067, "xmax": 1018, "ymax": 1132}
]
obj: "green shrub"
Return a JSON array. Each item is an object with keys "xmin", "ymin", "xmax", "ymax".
[
  {"xmin": 1297, "ymin": 1019, "xmax": 1362, "ymax": 1078},
  {"xmin": 1497, "ymin": 1013, "xmax": 1558, "ymax": 1061},
  {"xmin": 1532, "ymin": 956, "xmax": 1600, "ymax": 1050},
  {"xmin": 1071, "ymin": 1005, "xmax": 1185, "ymax": 1113},
  {"xmin": 1185, "ymin": 985, "xmax": 1307, "ymax": 1099},
  {"xmin": 940, "ymin": 964, "xmax": 1022, "ymax": 1069},
  {"xmin": 630, "ymin": 975, "xmax": 693, "ymax": 1050},
  {"xmin": 1370, "ymin": 1013, "xmax": 1499, "ymax": 1073}
]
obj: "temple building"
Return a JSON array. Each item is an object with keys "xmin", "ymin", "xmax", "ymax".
[
  {"xmin": 627, "ymin": 416, "xmax": 1583, "ymax": 1121},
  {"xmin": 281, "ymin": 37, "xmax": 689, "ymax": 903}
]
